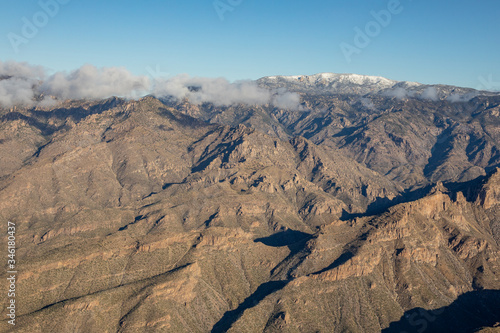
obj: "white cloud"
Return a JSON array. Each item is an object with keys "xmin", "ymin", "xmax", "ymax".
[
  {"xmin": 0, "ymin": 77, "xmax": 38, "ymax": 107},
  {"xmin": 382, "ymin": 87, "xmax": 418, "ymax": 100},
  {"xmin": 360, "ymin": 97, "xmax": 376, "ymax": 110},
  {"xmin": 0, "ymin": 61, "xmax": 45, "ymax": 107},
  {"xmin": 152, "ymin": 74, "xmax": 302, "ymax": 110},
  {"xmin": 420, "ymin": 87, "xmax": 439, "ymax": 101},
  {"xmin": 384, "ymin": 86, "xmax": 443, "ymax": 102},
  {"xmin": 40, "ymin": 64, "xmax": 150, "ymax": 100},
  {"xmin": 447, "ymin": 92, "xmax": 477, "ymax": 103},
  {"xmin": 0, "ymin": 60, "xmax": 45, "ymax": 79},
  {"xmin": 0, "ymin": 61, "xmax": 150, "ymax": 107},
  {"xmin": 0, "ymin": 61, "xmax": 302, "ymax": 110},
  {"xmin": 271, "ymin": 89, "xmax": 302, "ymax": 110}
]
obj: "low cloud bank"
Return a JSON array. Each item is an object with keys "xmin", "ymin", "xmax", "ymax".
[
  {"xmin": 383, "ymin": 87, "xmax": 414, "ymax": 100},
  {"xmin": 40, "ymin": 64, "xmax": 150, "ymax": 100},
  {"xmin": 382, "ymin": 86, "xmax": 476, "ymax": 103},
  {"xmin": 0, "ymin": 61, "xmax": 302, "ymax": 110},
  {"xmin": 381, "ymin": 87, "xmax": 435, "ymax": 100},
  {"xmin": 447, "ymin": 92, "xmax": 478, "ymax": 103},
  {"xmin": 153, "ymin": 74, "xmax": 302, "ymax": 110},
  {"xmin": 0, "ymin": 61, "xmax": 45, "ymax": 106},
  {"xmin": 420, "ymin": 87, "xmax": 439, "ymax": 101},
  {"xmin": 0, "ymin": 61, "xmax": 150, "ymax": 107}
]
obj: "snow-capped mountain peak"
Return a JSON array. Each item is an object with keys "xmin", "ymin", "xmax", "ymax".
[
  {"xmin": 263, "ymin": 73, "xmax": 399, "ymax": 87},
  {"xmin": 258, "ymin": 73, "xmax": 494, "ymax": 100},
  {"xmin": 259, "ymin": 73, "xmax": 406, "ymax": 95}
]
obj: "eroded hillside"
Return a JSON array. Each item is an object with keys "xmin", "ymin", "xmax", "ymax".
[{"xmin": 0, "ymin": 92, "xmax": 499, "ymax": 332}]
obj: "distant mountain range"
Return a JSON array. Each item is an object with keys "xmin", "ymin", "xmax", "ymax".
[
  {"xmin": 258, "ymin": 73, "xmax": 498, "ymax": 99},
  {"xmin": 0, "ymin": 75, "xmax": 499, "ymax": 332},
  {"xmin": 162, "ymin": 73, "xmax": 500, "ymax": 187}
]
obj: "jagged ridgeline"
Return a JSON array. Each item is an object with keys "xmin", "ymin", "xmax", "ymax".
[{"xmin": 0, "ymin": 74, "xmax": 499, "ymax": 332}]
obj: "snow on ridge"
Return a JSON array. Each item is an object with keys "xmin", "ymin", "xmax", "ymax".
[{"xmin": 262, "ymin": 73, "xmax": 400, "ymax": 87}]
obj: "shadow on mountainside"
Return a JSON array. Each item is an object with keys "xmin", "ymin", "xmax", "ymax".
[
  {"xmin": 1, "ymin": 111, "xmax": 68, "ymax": 136},
  {"xmin": 29, "ymin": 97, "xmax": 122, "ymax": 122},
  {"xmin": 254, "ymin": 229, "xmax": 313, "ymax": 249},
  {"xmin": 382, "ymin": 290, "xmax": 500, "ymax": 333},
  {"xmin": 210, "ymin": 230, "xmax": 314, "ymax": 332},
  {"xmin": 1, "ymin": 98, "xmax": 123, "ymax": 136},
  {"xmin": 341, "ymin": 168, "xmax": 498, "ymax": 221},
  {"xmin": 159, "ymin": 107, "xmax": 211, "ymax": 128},
  {"xmin": 340, "ymin": 184, "xmax": 435, "ymax": 221},
  {"xmin": 210, "ymin": 280, "xmax": 289, "ymax": 333},
  {"xmin": 423, "ymin": 125, "xmax": 457, "ymax": 180}
]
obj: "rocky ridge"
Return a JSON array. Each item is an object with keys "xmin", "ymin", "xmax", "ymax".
[{"xmin": 0, "ymin": 87, "xmax": 498, "ymax": 332}]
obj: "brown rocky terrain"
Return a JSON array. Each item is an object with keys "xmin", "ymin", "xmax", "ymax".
[
  {"xmin": 0, "ymin": 89, "xmax": 499, "ymax": 332},
  {"xmin": 164, "ymin": 89, "xmax": 500, "ymax": 188}
]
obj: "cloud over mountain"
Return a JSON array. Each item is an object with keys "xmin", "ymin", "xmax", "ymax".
[
  {"xmin": 0, "ymin": 61, "xmax": 303, "ymax": 110},
  {"xmin": 40, "ymin": 64, "xmax": 151, "ymax": 100},
  {"xmin": 0, "ymin": 61, "xmax": 150, "ymax": 107},
  {"xmin": 420, "ymin": 87, "xmax": 439, "ymax": 101},
  {"xmin": 152, "ymin": 74, "xmax": 303, "ymax": 110},
  {"xmin": 0, "ymin": 61, "xmax": 45, "ymax": 106}
]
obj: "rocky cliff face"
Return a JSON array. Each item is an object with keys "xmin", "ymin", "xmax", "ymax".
[{"xmin": 0, "ymin": 92, "xmax": 499, "ymax": 332}]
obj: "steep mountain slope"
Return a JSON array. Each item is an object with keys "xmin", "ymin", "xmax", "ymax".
[
  {"xmin": 0, "ymin": 96, "xmax": 400, "ymax": 331},
  {"xmin": 221, "ymin": 171, "xmax": 500, "ymax": 332},
  {"xmin": 162, "ymin": 75, "xmax": 500, "ymax": 187},
  {"xmin": 0, "ymin": 75, "xmax": 499, "ymax": 332}
]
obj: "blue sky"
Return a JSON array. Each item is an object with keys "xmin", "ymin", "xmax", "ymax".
[{"xmin": 1, "ymin": 0, "xmax": 499, "ymax": 89}]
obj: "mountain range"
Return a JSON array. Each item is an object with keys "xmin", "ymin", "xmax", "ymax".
[{"xmin": 0, "ymin": 73, "xmax": 499, "ymax": 332}]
